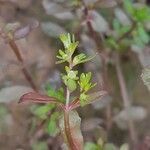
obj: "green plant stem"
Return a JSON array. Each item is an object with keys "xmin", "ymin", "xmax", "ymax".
[
  {"xmin": 65, "ymin": 59, "xmax": 73, "ymax": 107},
  {"xmin": 8, "ymin": 40, "xmax": 38, "ymax": 91},
  {"xmin": 63, "ymin": 54, "xmax": 79, "ymax": 149},
  {"xmin": 66, "ymin": 88, "xmax": 70, "ymax": 108}
]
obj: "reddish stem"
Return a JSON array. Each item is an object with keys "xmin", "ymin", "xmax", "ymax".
[
  {"xmin": 64, "ymin": 110, "xmax": 80, "ymax": 150},
  {"xmin": 83, "ymin": 5, "xmax": 103, "ymax": 52},
  {"xmin": 9, "ymin": 40, "xmax": 38, "ymax": 91}
]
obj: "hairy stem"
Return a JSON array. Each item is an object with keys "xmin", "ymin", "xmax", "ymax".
[
  {"xmin": 66, "ymin": 88, "xmax": 70, "ymax": 108},
  {"xmin": 115, "ymin": 53, "xmax": 137, "ymax": 145},
  {"xmin": 9, "ymin": 40, "xmax": 37, "ymax": 91}
]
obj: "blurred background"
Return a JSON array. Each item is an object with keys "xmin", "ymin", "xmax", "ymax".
[{"xmin": 0, "ymin": 0, "xmax": 150, "ymax": 149}]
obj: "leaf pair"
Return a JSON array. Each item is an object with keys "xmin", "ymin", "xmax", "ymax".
[
  {"xmin": 56, "ymin": 33, "xmax": 95, "ymax": 67},
  {"xmin": 56, "ymin": 33, "xmax": 79, "ymax": 64},
  {"xmin": 19, "ymin": 90, "xmax": 107, "ymax": 109}
]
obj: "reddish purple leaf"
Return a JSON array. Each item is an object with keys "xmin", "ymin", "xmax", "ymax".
[
  {"xmin": 19, "ymin": 92, "xmax": 63, "ymax": 105},
  {"xmin": 14, "ymin": 20, "xmax": 39, "ymax": 40},
  {"xmin": 14, "ymin": 26, "xmax": 31, "ymax": 40}
]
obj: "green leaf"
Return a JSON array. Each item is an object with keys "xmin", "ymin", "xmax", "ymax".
[
  {"xmin": 84, "ymin": 142, "xmax": 99, "ymax": 150},
  {"xmin": 120, "ymin": 143, "xmax": 129, "ymax": 150},
  {"xmin": 118, "ymin": 26, "xmax": 131, "ymax": 36},
  {"xmin": 79, "ymin": 93, "xmax": 89, "ymax": 107},
  {"xmin": 67, "ymin": 42, "xmax": 79, "ymax": 56},
  {"xmin": 58, "ymin": 49, "xmax": 68, "ymax": 59},
  {"xmin": 133, "ymin": 36, "xmax": 145, "ymax": 48},
  {"xmin": 106, "ymin": 37, "xmax": 119, "ymax": 50},
  {"xmin": 67, "ymin": 70, "xmax": 78, "ymax": 80},
  {"xmin": 80, "ymin": 91, "xmax": 107, "ymax": 107},
  {"xmin": 46, "ymin": 85, "xmax": 65, "ymax": 103},
  {"xmin": 134, "ymin": 6, "xmax": 150, "ymax": 22},
  {"xmin": 73, "ymin": 53, "xmax": 95, "ymax": 66},
  {"xmin": 32, "ymin": 142, "xmax": 48, "ymax": 150},
  {"xmin": 47, "ymin": 112, "xmax": 59, "ymax": 136},
  {"xmin": 113, "ymin": 19, "xmax": 121, "ymax": 31},
  {"xmin": 56, "ymin": 49, "xmax": 68, "ymax": 64},
  {"xmin": 123, "ymin": 0, "xmax": 134, "ymax": 15},
  {"xmin": 66, "ymin": 79, "xmax": 77, "ymax": 92},
  {"xmin": 79, "ymin": 72, "xmax": 96, "ymax": 93},
  {"xmin": 137, "ymin": 24, "xmax": 149, "ymax": 44},
  {"xmin": 62, "ymin": 67, "xmax": 78, "ymax": 92},
  {"xmin": 58, "ymin": 33, "xmax": 79, "ymax": 63},
  {"xmin": 59, "ymin": 33, "xmax": 71, "ymax": 49},
  {"xmin": 59, "ymin": 33, "xmax": 78, "ymax": 50},
  {"xmin": 33, "ymin": 104, "xmax": 55, "ymax": 119},
  {"xmin": 104, "ymin": 143, "xmax": 117, "ymax": 150}
]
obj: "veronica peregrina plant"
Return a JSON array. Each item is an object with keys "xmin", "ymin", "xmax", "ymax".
[{"xmin": 19, "ymin": 33, "xmax": 107, "ymax": 150}]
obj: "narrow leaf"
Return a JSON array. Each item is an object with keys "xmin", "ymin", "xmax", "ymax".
[
  {"xmin": 19, "ymin": 92, "xmax": 61, "ymax": 105},
  {"xmin": 81, "ymin": 91, "xmax": 108, "ymax": 106}
]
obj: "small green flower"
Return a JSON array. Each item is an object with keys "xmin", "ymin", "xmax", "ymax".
[
  {"xmin": 66, "ymin": 79, "xmax": 77, "ymax": 92},
  {"xmin": 65, "ymin": 66, "xmax": 78, "ymax": 80},
  {"xmin": 62, "ymin": 67, "xmax": 79, "ymax": 92}
]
